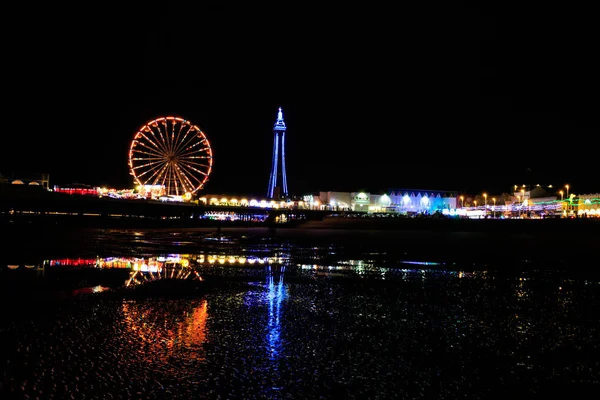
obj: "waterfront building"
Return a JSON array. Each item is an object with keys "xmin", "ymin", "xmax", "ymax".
[
  {"xmin": 310, "ymin": 190, "xmax": 459, "ymax": 214},
  {"xmin": 351, "ymin": 192, "xmax": 371, "ymax": 212},
  {"xmin": 388, "ymin": 189, "xmax": 458, "ymax": 214},
  {"xmin": 1, "ymin": 172, "xmax": 50, "ymax": 189},
  {"xmin": 576, "ymin": 193, "xmax": 600, "ymax": 217},
  {"xmin": 53, "ymin": 183, "xmax": 99, "ymax": 196},
  {"xmin": 317, "ymin": 191, "xmax": 352, "ymax": 211},
  {"xmin": 507, "ymin": 185, "xmax": 562, "ymax": 218}
]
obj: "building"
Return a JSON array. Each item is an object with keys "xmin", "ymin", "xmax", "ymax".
[
  {"xmin": 307, "ymin": 189, "xmax": 459, "ymax": 214},
  {"xmin": 388, "ymin": 189, "xmax": 458, "ymax": 214},
  {"xmin": 317, "ymin": 191, "xmax": 353, "ymax": 211},
  {"xmin": 53, "ymin": 183, "xmax": 99, "ymax": 196},
  {"xmin": 576, "ymin": 193, "xmax": 600, "ymax": 218},
  {"xmin": 2, "ymin": 172, "xmax": 50, "ymax": 189}
]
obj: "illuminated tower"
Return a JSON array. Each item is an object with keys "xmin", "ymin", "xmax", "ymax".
[{"xmin": 267, "ymin": 107, "xmax": 289, "ymax": 199}]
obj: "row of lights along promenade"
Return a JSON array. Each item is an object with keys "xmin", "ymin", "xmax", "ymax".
[{"xmin": 1, "ymin": 183, "xmax": 599, "ymax": 233}]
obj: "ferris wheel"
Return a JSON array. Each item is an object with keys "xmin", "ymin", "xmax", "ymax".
[{"xmin": 128, "ymin": 116, "xmax": 213, "ymax": 196}]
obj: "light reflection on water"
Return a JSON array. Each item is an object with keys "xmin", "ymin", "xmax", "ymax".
[
  {"xmin": 121, "ymin": 299, "xmax": 209, "ymax": 363},
  {"xmin": 1, "ymin": 231, "xmax": 599, "ymax": 398},
  {"xmin": 266, "ymin": 273, "xmax": 285, "ymax": 361}
]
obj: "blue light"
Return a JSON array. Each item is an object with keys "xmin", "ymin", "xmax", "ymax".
[{"xmin": 267, "ymin": 273, "xmax": 285, "ymax": 360}]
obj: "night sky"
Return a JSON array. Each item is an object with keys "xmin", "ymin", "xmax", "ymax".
[{"xmin": 1, "ymin": 4, "xmax": 597, "ymax": 197}]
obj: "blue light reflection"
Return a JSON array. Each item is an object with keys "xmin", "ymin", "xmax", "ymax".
[{"xmin": 266, "ymin": 270, "xmax": 286, "ymax": 361}]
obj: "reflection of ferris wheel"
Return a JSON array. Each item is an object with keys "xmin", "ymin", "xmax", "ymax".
[{"xmin": 129, "ymin": 116, "xmax": 213, "ymax": 196}]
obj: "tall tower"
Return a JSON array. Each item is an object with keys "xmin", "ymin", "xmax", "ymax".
[{"xmin": 267, "ymin": 107, "xmax": 289, "ymax": 199}]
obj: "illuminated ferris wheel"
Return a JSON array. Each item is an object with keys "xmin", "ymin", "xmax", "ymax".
[{"xmin": 129, "ymin": 116, "xmax": 213, "ymax": 197}]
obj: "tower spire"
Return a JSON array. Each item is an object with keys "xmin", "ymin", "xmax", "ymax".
[{"xmin": 274, "ymin": 107, "xmax": 286, "ymax": 130}]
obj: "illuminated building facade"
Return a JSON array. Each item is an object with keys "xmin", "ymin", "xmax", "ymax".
[
  {"xmin": 267, "ymin": 107, "xmax": 289, "ymax": 200},
  {"xmin": 53, "ymin": 184, "xmax": 99, "ymax": 196},
  {"xmin": 308, "ymin": 189, "xmax": 459, "ymax": 213},
  {"xmin": 318, "ymin": 191, "xmax": 353, "ymax": 210},
  {"xmin": 2, "ymin": 172, "xmax": 50, "ymax": 189},
  {"xmin": 388, "ymin": 189, "xmax": 458, "ymax": 214},
  {"xmin": 576, "ymin": 193, "xmax": 600, "ymax": 217}
]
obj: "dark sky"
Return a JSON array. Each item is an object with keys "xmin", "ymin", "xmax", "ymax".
[{"xmin": 1, "ymin": 4, "xmax": 597, "ymax": 197}]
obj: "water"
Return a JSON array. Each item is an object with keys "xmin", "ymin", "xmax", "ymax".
[{"xmin": 1, "ymin": 228, "xmax": 599, "ymax": 399}]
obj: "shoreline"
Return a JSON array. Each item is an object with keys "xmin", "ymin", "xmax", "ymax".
[{"xmin": 1, "ymin": 217, "xmax": 599, "ymax": 268}]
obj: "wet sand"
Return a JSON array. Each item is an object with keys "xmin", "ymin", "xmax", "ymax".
[
  {"xmin": 1, "ymin": 268, "xmax": 599, "ymax": 399},
  {"xmin": 1, "ymin": 225, "xmax": 599, "ymax": 399}
]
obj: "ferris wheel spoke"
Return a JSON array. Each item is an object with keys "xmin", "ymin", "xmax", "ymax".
[
  {"xmin": 177, "ymin": 162, "xmax": 205, "ymax": 189},
  {"xmin": 134, "ymin": 160, "xmax": 167, "ymax": 179},
  {"xmin": 175, "ymin": 120, "xmax": 186, "ymax": 144},
  {"xmin": 171, "ymin": 124, "xmax": 192, "ymax": 155},
  {"xmin": 138, "ymin": 131, "xmax": 169, "ymax": 156},
  {"xmin": 177, "ymin": 145, "xmax": 211, "ymax": 159},
  {"xmin": 148, "ymin": 122, "xmax": 171, "ymax": 156},
  {"xmin": 174, "ymin": 166, "xmax": 193, "ymax": 194},
  {"xmin": 175, "ymin": 162, "xmax": 200, "ymax": 188},
  {"xmin": 148, "ymin": 165, "xmax": 169, "ymax": 187},
  {"xmin": 170, "ymin": 120, "xmax": 178, "ymax": 155},
  {"xmin": 185, "ymin": 142, "xmax": 210, "ymax": 155},
  {"xmin": 141, "ymin": 162, "xmax": 169, "ymax": 185},
  {"xmin": 173, "ymin": 129, "xmax": 200, "ymax": 156},
  {"xmin": 182, "ymin": 138, "xmax": 208, "ymax": 151},
  {"xmin": 178, "ymin": 160, "xmax": 210, "ymax": 178},
  {"xmin": 163, "ymin": 163, "xmax": 172, "ymax": 195},
  {"xmin": 166, "ymin": 119, "xmax": 178, "ymax": 155},
  {"xmin": 162, "ymin": 120, "xmax": 173, "ymax": 155},
  {"xmin": 150, "ymin": 122, "xmax": 172, "ymax": 156},
  {"xmin": 178, "ymin": 150, "xmax": 211, "ymax": 160},
  {"xmin": 177, "ymin": 150, "xmax": 205, "ymax": 160},
  {"xmin": 132, "ymin": 148, "xmax": 167, "ymax": 160},
  {"xmin": 170, "ymin": 164, "xmax": 180, "ymax": 196},
  {"xmin": 170, "ymin": 163, "xmax": 183, "ymax": 196},
  {"xmin": 178, "ymin": 159, "xmax": 212, "ymax": 171},
  {"xmin": 160, "ymin": 163, "xmax": 173, "ymax": 192},
  {"xmin": 132, "ymin": 158, "xmax": 166, "ymax": 172}
]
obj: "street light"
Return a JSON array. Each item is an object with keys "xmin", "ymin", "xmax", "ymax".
[
  {"xmin": 521, "ymin": 189, "xmax": 525, "ymax": 218},
  {"xmin": 565, "ymin": 184, "xmax": 570, "ymax": 213},
  {"xmin": 483, "ymin": 193, "xmax": 487, "ymax": 216},
  {"xmin": 559, "ymin": 190, "xmax": 564, "ymax": 215},
  {"xmin": 492, "ymin": 197, "xmax": 496, "ymax": 218},
  {"xmin": 460, "ymin": 196, "xmax": 464, "ymax": 208}
]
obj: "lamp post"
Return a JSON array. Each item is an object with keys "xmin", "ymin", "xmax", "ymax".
[
  {"xmin": 559, "ymin": 190, "xmax": 564, "ymax": 215},
  {"xmin": 565, "ymin": 184, "xmax": 570, "ymax": 213},
  {"xmin": 483, "ymin": 193, "xmax": 487, "ymax": 217},
  {"xmin": 521, "ymin": 189, "xmax": 525, "ymax": 218},
  {"xmin": 492, "ymin": 197, "xmax": 496, "ymax": 218},
  {"xmin": 460, "ymin": 196, "xmax": 464, "ymax": 209}
]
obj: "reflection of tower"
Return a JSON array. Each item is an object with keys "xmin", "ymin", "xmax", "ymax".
[
  {"xmin": 267, "ymin": 107, "xmax": 289, "ymax": 199},
  {"xmin": 266, "ymin": 269, "xmax": 285, "ymax": 360}
]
